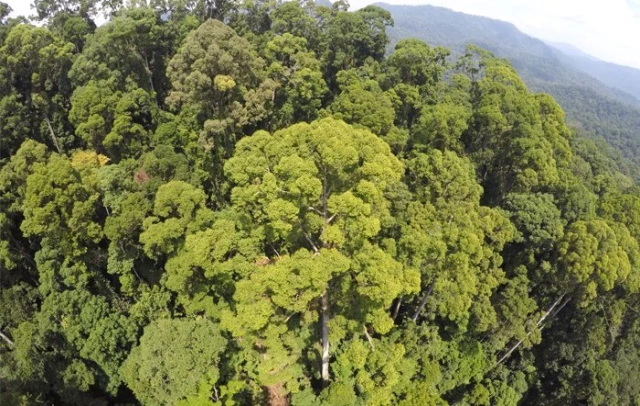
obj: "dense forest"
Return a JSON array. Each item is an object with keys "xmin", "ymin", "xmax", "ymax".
[
  {"xmin": 549, "ymin": 43, "xmax": 640, "ymax": 103},
  {"xmin": 2, "ymin": 0, "xmax": 640, "ymax": 405},
  {"xmin": 379, "ymin": 3, "xmax": 640, "ymax": 172}
]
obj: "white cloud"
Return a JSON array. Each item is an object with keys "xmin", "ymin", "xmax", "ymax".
[
  {"xmin": 4, "ymin": 0, "xmax": 639, "ymax": 69},
  {"xmin": 5, "ymin": 0, "xmax": 31, "ymax": 19}
]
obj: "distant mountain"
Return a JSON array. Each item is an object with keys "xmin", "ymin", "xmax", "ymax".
[
  {"xmin": 377, "ymin": 3, "xmax": 640, "ymax": 164},
  {"xmin": 315, "ymin": 0, "xmax": 333, "ymax": 8},
  {"xmin": 548, "ymin": 46, "xmax": 640, "ymax": 102},
  {"xmin": 545, "ymin": 41, "xmax": 597, "ymax": 60}
]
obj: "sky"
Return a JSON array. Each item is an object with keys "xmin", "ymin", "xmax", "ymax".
[
  {"xmin": 5, "ymin": 0, "xmax": 29, "ymax": 21},
  {"xmin": 5, "ymin": 0, "xmax": 640, "ymax": 69}
]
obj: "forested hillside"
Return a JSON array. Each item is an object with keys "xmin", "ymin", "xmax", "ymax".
[
  {"xmin": 548, "ymin": 42, "xmax": 640, "ymax": 102},
  {"xmin": 379, "ymin": 3, "xmax": 640, "ymax": 169},
  {"xmin": 2, "ymin": 1, "xmax": 640, "ymax": 405}
]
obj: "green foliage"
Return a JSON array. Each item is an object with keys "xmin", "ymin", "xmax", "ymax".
[
  {"xmin": 121, "ymin": 318, "xmax": 227, "ymax": 405},
  {"xmin": 330, "ymin": 71, "xmax": 395, "ymax": 136},
  {"xmin": 401, "ymin": 149, "xmax": 515, "ymax": 331},
  {"xmin": 32, "ymin": 0, "xmax": 121, "ymax": 23},
  {"xmin": 264, "ymin": 33, "xmax": 327, "ymax": 126},
  {"xmin": 382, "ymin": 2, "xmax": 640, "ymax": 175},
  {"xmin": 2, "ymin": 3, "xmax": 640, "ymax": 405},
  {"xmin": 70, "ymin": 83, "xmax": 158, "ymax": 158},
  {"xmin": 140, "ymin": 180, "xmax": 213, "ymax": 258},
  {"xmin": 557, "ymin": 219, "xmax": 640, "ymax": 304},
  {"xmin": 0, "ymin": 24, "xmax": 75, "ymax": 154},
  {"xmin": 69, "ymin": 7, "xmax": 167, "ymax": 93},
  {"xmin": 221, "ymin": 118, "xmax": 418, "ymax": 397}
]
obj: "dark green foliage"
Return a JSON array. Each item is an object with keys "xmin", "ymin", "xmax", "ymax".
[{"xmin": 121, "ymin": 318, "xmax": 227, "ymax": 405}]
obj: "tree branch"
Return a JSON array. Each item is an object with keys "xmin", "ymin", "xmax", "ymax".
[
  {"xmin": 412, "ymin": 284, "xmax": 434, "ymax": 322},
  {"xmin": 211, "ymin": 384, "xmax": 219, "ymax": 402},
  {"xmin": 551, "ymin": 296, "xmax": 571, "ymax": 319},
  {"xmin": 304, "ymin": 233, "xmax": 319, "ymax": 255},
  {"xmin": 363, "ymin": 326, "xmax": 375, "ymax": 351},
  {"xmin": 494, "ymin": 292, "xmax": 568, "ymax": 368},
  {"xmin": 308, "ymin": 206, "xmax": 323, "ymax": 216},
  {"xmin": 44, "ymin": 116, "xmax": 61, "ymax": 153},
  {"xmin": 0, "ymin": 329, "xmax": 15, "ymax": 348},
  {"xmin": 536, "ymin": 292, "xmax": 567, "ymax": 327},
  {"xmin": 392, "ymin": 297, "xmax": 402, "ymax": 321}
]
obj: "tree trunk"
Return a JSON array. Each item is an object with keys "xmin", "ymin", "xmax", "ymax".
[
  {"xmin": 144, "ymin": 53, "xmax": 155, "ymax": 93},
  {"xmin": 494, "ymin": 292, "xmax": 568, "ymax": 367},
  {"xmin": 0, "ymin": 329, "xmax": 15, "ymax": 348},
  {"xmin": 392, "ymin": 297, "xmax": 402, "ymax": 320},
  {"xmin": 321, "ymin": 291, "xmax": 330, "ymax": 386},
  {"xmin": 363, "ymin": 326, "xmax": 375, "ymax": 350},
  {"xmin": 44, "ymin": 116, "xmax": 61, "ymax": 153},
  {"xmin": 551, "ymin": 296, "xmax": 571, "ymax": 319},
  {"xmin": 411, "ymin": 284, "xmax": 434, "ymax": 322}
]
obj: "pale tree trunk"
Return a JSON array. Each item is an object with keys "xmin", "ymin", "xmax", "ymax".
[
  {"xmin": 392, "ymin": 297, "xmax": 402, "ymax": 320},
  {"xmin": 412, "ymin": 284, "xmax": 434, "ymax": 322},
  {"xmin": 44, "ymin": 116, "xmax": 61, "ymax": 153},
  {"xmin": 551, "ymin": 296, "xmax": 571, "ymax": 319},
  {"xmin": 494, "ymin": 293, "xmax": 569, "ymax": 367},
  {"xmin": 321, "ymin": 291, "xmax": 330, "ymax": 386},
  {"xmin": 0, "ymin": 329, "xmax": 15, "ymax": 348},
  {"xmin": 363, "ymin": 326, "xmax": 375, "ymax": 350},
  {"xmin": 144, "ymin": 53, "xmax": 155, "ymax": 94}
]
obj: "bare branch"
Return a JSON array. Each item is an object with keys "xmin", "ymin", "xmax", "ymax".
[
  {"xmin": 536, "ymin": 293, "xmax": 567, "ymax": 327},
  {"xmin": 412, "ymin": 284, "xmax": 434, "ymax": 322},
  {"xmin": 44, "ymin": 116, "xmax": 61, "ymax": 153},
  {"xmin": 308, "ymin": 206, "xmax": 324, "ymax": 216},
  {"xmin": 304, "ymin": 233, "xmax": 319, "ymax": 254},
  {"xmin": 0, "ymin": 329, "xmax": 15, "ymax": 348},
  {"xmin": 363, "ymin": 326, "xmax": 375, "ymax": 351},
  {"xmin": 495, "ymin": 337, "xmax": 525, "ymax": 367},
  {"xmin": 211, "ymin": 384, "xmax": 219, "ymax": 402},
  {"xmin": 551, "ymin": 296, "xmax": 571, "ymax": 319},
  {"xmin": 269, "ymin": 243, "xmax": 282, "ymax": 259},
  {"xmin": 494, "ymin": 292, "xmax": 569, "ymax": 368},
  {"xmin": 392, "ymin": 297, "xmax": 402, "ymax": 320}
]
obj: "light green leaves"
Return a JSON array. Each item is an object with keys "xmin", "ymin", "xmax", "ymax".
[
  {"xmin": 558, "ymin": 219, "xmax": 640, "ymax": 304},
  {"xmin": 140, "ymin": 180, "xmax": 213, "ymax": 258}
]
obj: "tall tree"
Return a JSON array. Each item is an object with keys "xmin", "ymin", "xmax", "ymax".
[
  {"xmin": 0, "ymin": 24, "xmax": 75, "ymax": 155},
  {"xmin": 221, "ymin": 118, "xmax": 419, "ymax": 397}
]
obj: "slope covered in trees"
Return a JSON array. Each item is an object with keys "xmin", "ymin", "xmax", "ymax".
[
  {"xmin": 548, "ymin": 41, "xmax": 640, "ymax": 102},
  {"xmin": 2, "ymin": 1, "xmax": 640, "ymax": 405},
  {"xmin": 378, "ymin": 3, "xmax": 640, "ymax": 170}
]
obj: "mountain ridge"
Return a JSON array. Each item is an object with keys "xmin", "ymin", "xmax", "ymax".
[
  {"xmin": 550, "ymin": 48, "xmax": 640, "ymax": 101},
  {"xmin": 545, "ymin": 41, "xmax": 598, "ymax": 61},
  {"xmin": 376, "ymin": 2, "xmax": 639, "ymax": 101},
  {"xmin": 376, "ymin": 2, "xmax": 640, "ymax": 164}
]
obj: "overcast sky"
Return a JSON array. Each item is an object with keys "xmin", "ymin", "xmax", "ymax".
[
  {"xmin": 5, "ymin": 0, "xmax": 640, "ymax": 69},
  {"xmin": 5, "ymin": 0, "xmax": 29, "ymax": 20}
]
